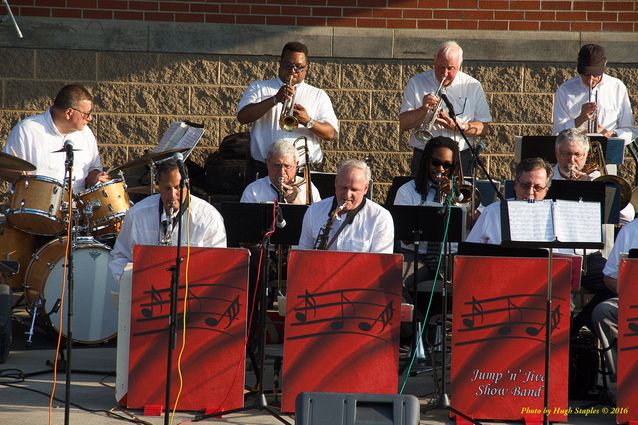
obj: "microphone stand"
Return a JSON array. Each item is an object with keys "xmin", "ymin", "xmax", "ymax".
[
  {"xmin": 444, "ymin": 100, "xmax": 503, "ymax": 203},
  {"xmin": 163, "ymin": 173, "xmax": 187, "ymax": 425},
  {"xmin": 63, "ymin": 144, "xmax": 74, "ymax": 425}
]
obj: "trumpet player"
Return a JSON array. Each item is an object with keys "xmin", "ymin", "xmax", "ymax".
[
  {"xmin": 237, "ymin": 41, "xmax": 339, "ymax": 180},
  {"xmin": 553, "ymin": 129, "xmax": 595, "ymax": 181},
  {"xmin": 553, "ymin": 44, "xmax": 636, "ymax": 144},
  {"xmin": 399, "ymin": 40, "xmax": 491, "ymax": 175},
  {"xmin": 241, "ymin": 139, "xmax": 321, "ymax": 204},
  {"xmin": 298, "ymin": 159, "xmax": 394, "ymax": 253}
]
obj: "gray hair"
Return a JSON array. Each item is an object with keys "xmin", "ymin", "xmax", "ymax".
[
  {"xmin": 555, "ymin": 128, "xmax": 590, "ymax": 153},
  {"xmin": 266, "ymin": 139, "xmax": 298, "ymax": 161},
  {"xmin": 436, "ymin": 41, "xmax": 463, "ymax": 66},
  {"xmin": 336, "ymin": 159, "xmax": 371, "ymax": 184}
]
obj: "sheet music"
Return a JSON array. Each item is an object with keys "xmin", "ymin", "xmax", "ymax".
[
  {"xmin": 553, "ymin": 199, "xmax": 601, "ymax": 243},
  {"xmin": 506, "ymin": 200, "xmax": 554, "ymax": 242},
  {"xmin": 154, "ymin": 121, "xmax": 205, "ymax": 158}
]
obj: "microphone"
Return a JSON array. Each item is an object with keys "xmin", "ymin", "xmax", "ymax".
[
  {"xmin": 275, "ymin": 203, "xmax": 286, "ymax": 228},
  {"xmin": 440, "ymin": 93, "xmax": 456, "ymax": 118},
  {"xmin": 474, "ymin": 141, "xmax": 486, "ymax": 157},
  {"xmin": 172, "ymin": 152, "xmax": 189, "ymax": 185},
  {"xmin": 63, "ymin": 139, "xmax": 74, "ymax": 159}
]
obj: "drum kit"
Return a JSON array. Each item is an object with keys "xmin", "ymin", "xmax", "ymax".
[{"xmin": 0, "ymin": 148, "xmax": 183, "ymax": 346}]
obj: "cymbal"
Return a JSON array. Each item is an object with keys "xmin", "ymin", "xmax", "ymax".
[
  {"xmin": 109, "ymin": 147, "xmax": 187, "ymax": 174},
  {"xmin": 0, "ymin": 152, "xmax": 36, "ymax": 171}
]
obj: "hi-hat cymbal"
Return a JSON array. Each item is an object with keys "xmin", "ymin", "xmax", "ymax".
[
  {"xmin": 109, "ymin": 147, "xmax": 187, "ymax": 174},
  {"xmin": 0, "ymin": 152, "xmax": 36, "ymax": 171}
]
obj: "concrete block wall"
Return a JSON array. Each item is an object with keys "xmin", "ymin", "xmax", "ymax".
[{"xmin": 0, "ymin": 19, "xmax": 636, "ymax": 205}]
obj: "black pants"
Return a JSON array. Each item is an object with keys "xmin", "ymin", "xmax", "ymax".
[{"xmin": 573, "ymin": 252, "xmax": 615, "ymax": 333}]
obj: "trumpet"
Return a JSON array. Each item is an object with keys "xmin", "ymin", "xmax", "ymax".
[
  {"xmin": 279, "ymin": 75, "xmax": 299, "ymax": 132},
  {"xmin": 587, "ymin": 79, "xmax": 598, "ymax": 134},
  {"xmin": 414, "ymin": 78, "xmax": 446, "ymax": 143}
]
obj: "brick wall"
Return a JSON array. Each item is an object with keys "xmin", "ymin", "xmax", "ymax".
[
  {"xmin": 4, "ymin": 1, "xmax": 638, "ymax": 32},
  {"xmin": 1, "ymin": 46, "xmax": 636, "ymax": 204}
]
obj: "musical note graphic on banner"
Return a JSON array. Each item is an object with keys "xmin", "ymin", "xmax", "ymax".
[
  {"xmin": 462, "ymin": 297, "xmax": 485, "ymax": 329},
  {"xmin": 295, "ymin": 289, "xmax": 318, "ymax": 323},
  {"xmin": 525, "ymin": 304, "xmax": 561, "ymax": 337},
  {"xmin": 358, "ymin": 301, "xmax": 394, "ymax": 333},
  {"xmin": 621, "ymin": 304, "xmax": 638, "ymax": 351},
  {"xmin": 455, "ymin": 293, "xmax": 565, "ymax": 346},
  {"xmin": 141, "ymin": 286, "xmax": 165, "ymax": 318},
  {"xmin": 330, "ymin": 293, "xmax": 355, "ymax": 330},
  {"xmin": 205, "ymin": 295, "xmax": 241, "ymax": 329},
  {"xmin": 287, "ymin": 287, "xmax": 400, "ymax": 342}
]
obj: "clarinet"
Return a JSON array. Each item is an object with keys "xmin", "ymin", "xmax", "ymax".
[
  {"xmin": 160, "ymin": 205, "xmax": 175, "ymax": 246},
  {"xmin": 313, "ymin": 201, "xmax": 347, "ymax": 250}
]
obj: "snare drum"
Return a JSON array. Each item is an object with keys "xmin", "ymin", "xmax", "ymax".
[
  {"xmin": 7, "ymin": 175, "xmax": 68, "ymax": 236},
  {"xmin": 0, "ymin": 218, "xmax": 35, "ymax": 289},
  {"xmin": 24, "ymin": 237, "xmax": 119, "ymax": 344},
  {"xmin": 77, "ymin": 179, "xmax": 130, "ymax": 238}
]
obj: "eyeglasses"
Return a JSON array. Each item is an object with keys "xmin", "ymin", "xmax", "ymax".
[
  {"xmin": 280, "ymin": 62, "xmax": 308, "ymax": 72},
  {"xmin": 558, "ymin": 151, "xmax": 586, "ymax": 160},
  {"xmin": 430, "ymin": 158, "xmax": 455, "ymax": 170},
  {"xmin": 516, "ymin": 182, "xmax": 548, "ymax": 193},
  {"xmin": 272, "ymin": 163, "xmax": 296, "ymax": 171},
  {"xmin": 71, "ymin": 107, "xmax": 93, "ymax": 120}
]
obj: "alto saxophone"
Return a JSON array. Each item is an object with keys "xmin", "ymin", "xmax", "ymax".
[
  {"xmin": 160, "ymin": 205, "xmax": 175, "ymax": 246},
  {"xmin": 313, "ymin": 201, "xmax": 347, "ymax": 250}
]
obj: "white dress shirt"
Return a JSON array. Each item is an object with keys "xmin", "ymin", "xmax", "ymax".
[
  {"xmin": 298, "ymin": 196, "xmax": 394, "ymax": 253},
  {"xmin": 603, "ymin": 217, "xmax": 638, "ymax": 279},
  {"xmin": 2, "ymin": 109, "xmax": 102, "ymax": 193},
  {"xmin": 109, "ymin": 194, "xmax": 227, "ymax": 282},
  {"xmin": 237, "ymin": 77, "xmax": 339, "ymax": 163},
  {"xmin": 240, "ymin": 175, "xmax": 321, "ymax": 203},
  {"xmin": 553, "ymin": 74, "xmax": 636, "ymax": 145},
  {"xmin": 400, "ymin": 70, "xmax": 492, "ymax": 151}
]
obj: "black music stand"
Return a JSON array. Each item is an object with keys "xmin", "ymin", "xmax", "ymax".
[
  {"xmin": 388, "ymin": 205, "xmax": 479, "ymax": 424},
  {"xmin": 501, "ymin": 200, "xmax": 603, "ymax": 425},
  {"xmin": 198, "ymin": 202, "xmax": 294, "ymax": 425}
]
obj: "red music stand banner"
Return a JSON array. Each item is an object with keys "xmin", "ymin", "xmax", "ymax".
[
  {"xmin": 617, "ymin": 258, "xmax": 638, "ymax": 424},
  {"xmin": 281, "ymin": 250, "xmax": 403, "ymax": 413},
  {"xmin": 128, "ymin": 246, "xmax": 249, "ymax": 412},
  {"xmin": 451, "ymin": 256, "xmax": 572, "ymax": 422}
]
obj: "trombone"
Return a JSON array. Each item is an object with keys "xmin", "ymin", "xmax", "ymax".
[
  {"xmin": 414, "ymin": 78, "xmax": 446, "ymax": 143},
  {"xmin": 279, "ymin": 75, "xmax": 299, "ymax": 132}
]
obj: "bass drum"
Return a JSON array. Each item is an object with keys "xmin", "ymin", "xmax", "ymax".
[{"xmin": 24, "ymin": 237, "xmax": 119, "ymax": 344}]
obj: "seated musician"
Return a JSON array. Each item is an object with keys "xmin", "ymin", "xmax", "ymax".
[
  {"xmin": 298, "ymin": 159, "xmax": 394, "ymax": 253},
  {"xmin": 240, "ymin": 139, "xmax": 321, "ymax": 204},
  {"xmin": 590, "ymin": 217, "xmax": 638, "ymax": 396},
  {"xmin": 467, "ymin": 157, "xmax": 552, "ymax": 244},
  {"xmin": 0, "ymin": 84, "xmax": 109, "ymax": 192},
  {"xmin": 553, "ymin": 128, "xmax": 624, "ymax": 332},
  {"xmin": 109, "ymin": 159, "xmax": 227, "ymax": 282},
  {"xmin": 553, "ymin": 128, "xmax": 634, "ymax": 223},
  {"xmin": 393, "ymin": 136, "xmax": 469, "ymax": 282}
]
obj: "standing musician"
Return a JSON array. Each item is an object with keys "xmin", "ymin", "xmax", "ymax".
[
  {"xmin": 399, "ymin": 40, "xmax": 491, "ymax": 175},
  {"xmin": 237, "ymin": 41, "xmax": 339, "ymax": 179},
  {"xmin": 241, "ymin": 139, "xmax": 321, "ymax": 204},
  {"xmin": 298, "ymin": 159, "xmax": 394, "ymax": 253},
  {"xmin": 553, "ymin": 44, "xmax": 636, "ymax": 144},
  {"xmin": 0, "ymin": 84, "xmax": 110, "ymax": 192},
  {"xmin": 466, "ymin": 157, "xmax": 553, "ymax": 244},
  {"xmin": 109, "ymin": 159, "xmax": 227, "ymax": 283}
]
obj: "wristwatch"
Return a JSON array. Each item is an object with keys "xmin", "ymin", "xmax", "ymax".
[{"xmin": 306, "ymin": 118, "xmax": 314, "ymax": 129}]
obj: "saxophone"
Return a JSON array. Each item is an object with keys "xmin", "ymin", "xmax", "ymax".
[
  {"xmin": 160, "ymin": 205, "xmax": 175, "ymax": 246},
  {"xmin": 313, "ymin": 201, "xmax": 347, "ymax": 250}
]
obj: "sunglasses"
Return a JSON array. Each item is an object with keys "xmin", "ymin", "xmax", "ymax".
[{"xmin": 431, "ymin": 158, "xmax": 455, "ymax": 170}]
